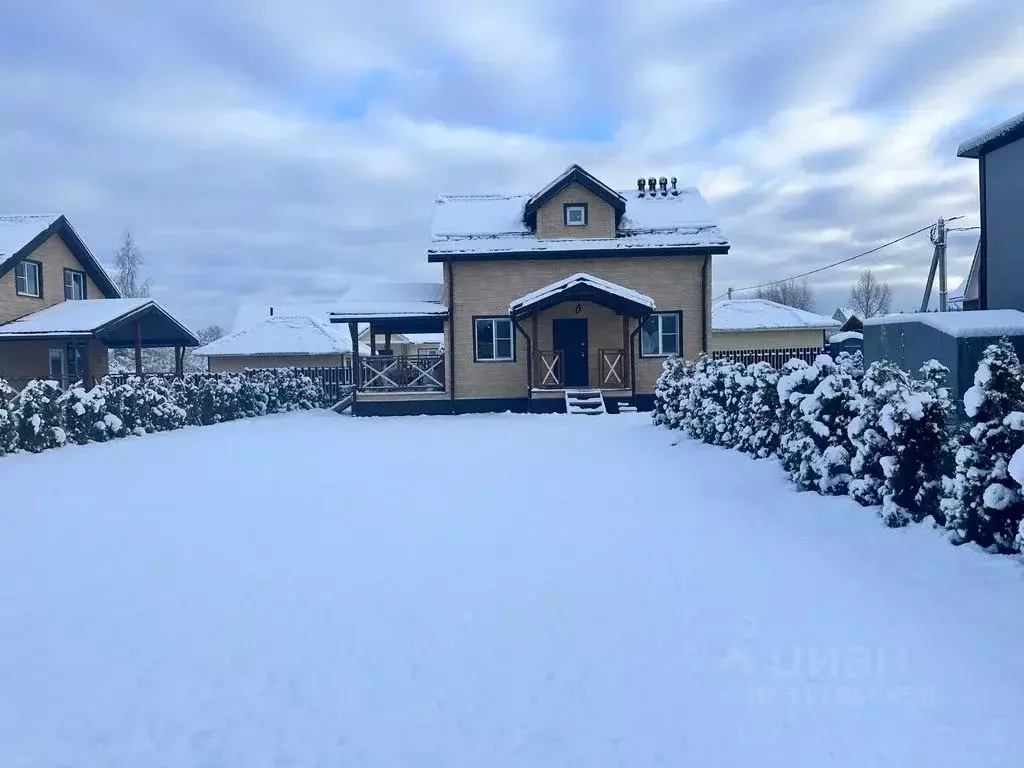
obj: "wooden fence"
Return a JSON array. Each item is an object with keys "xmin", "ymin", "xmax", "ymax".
[{"xmin": 711, "ymin": 346, "xmax": 825, "ymax": 368}]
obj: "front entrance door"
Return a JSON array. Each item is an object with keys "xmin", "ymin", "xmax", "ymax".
[{"xmin": 552, "ymin": 318, "xmax": 588, "ymax": 387}]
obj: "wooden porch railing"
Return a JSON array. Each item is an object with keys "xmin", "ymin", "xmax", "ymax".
[
  {"xmin": 535, "ymin": 350, "xmax": 563, "ymax": 388},
  {"xmin": 360, "ymin": 354, "xmax": 445, "ymax": 391},
  {"xmin": 598, "ymin": 348, "xmax": 626, "ymax": 388}
]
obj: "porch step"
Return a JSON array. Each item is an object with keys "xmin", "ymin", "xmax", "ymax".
[
  {"xmin": 564, "ymin": 388, "xmax": 607, "ymax": 415},
  {"xmin": 332, "ymin": 391, "xmax": 355, "ymax": 413},
  {"xmin": 617, "ymin": 401, "xmax": 638, "ymax": 414}
]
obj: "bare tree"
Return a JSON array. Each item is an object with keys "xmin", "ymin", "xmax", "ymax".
[
  {"xmin": 113, "ymin": 230, "xmax": 152, "ymax": 298},
  {"xmin": 755, "ymin": 279, "xmax": 814, "ymax": 311},
  {"xmin": 849, "ymin": 269, "xmax": 892, "ymax": 318},
  {"xmin": 196, "ymin": 325, "xmax": 224, "ymax": 345}
]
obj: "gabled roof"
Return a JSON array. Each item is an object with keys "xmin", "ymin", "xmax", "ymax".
[
  {"xmin": 429, "ymin": 182, "xmax": 728, "ymax": 261},
  {"xmin": 832, "ymin": 306, "xmax": 858, "ymax": 323},
  {"xmin": 957, "ymin": 111, "xmax": 1024, "ymax": 158},
  {"xmin": 522, "ymin": 165, "xmax": 626, "ymax": 229},
  {"xmin": 232, "ymin": 302, "xmax": 341, "ymax": 333},
  {"xmin": 0, "ymin": 214, "xmax": 120, "ymax": 298},
  {"xmin": 509, "ymin": 273, "xmax": 655, "ymax": 318},
  {"xmin": 194, "ymin": 315, "xmax": 364, "ymax": 357},
  {"xmin": 0, "ymin": 298, "xmax": 199, "ymax": 347},
  {"xmin": 949, "ymin": 239, "xmax": 980, "ymax": 305},
  {"xmin": 712, "ymin": 299, "xmax": 840, "ymax": 332}
]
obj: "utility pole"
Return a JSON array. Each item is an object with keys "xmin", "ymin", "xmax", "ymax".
[{"xmin": 920, "ymin": 216, "xmax": 949, "ymax": 312}]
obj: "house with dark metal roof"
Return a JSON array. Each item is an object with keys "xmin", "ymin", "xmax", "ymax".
[
  {"xmin": 0, "ymin": 214, "xmax": 198, "ymax": 388},
  {"xmin": 957, "ymin": 110, "xmax": 1024, "ymax": 311},
  {"xmin": 329, "ymin": 164, "xmax": 730, "ymax": 416}
]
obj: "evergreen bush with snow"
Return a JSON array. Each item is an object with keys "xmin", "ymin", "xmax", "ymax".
[
  {"xmin": 13, "ymin": 380, "xmax": 67, "ymax": 453},
  {"xmin": 58, "ymin": 383, "xmax": 124, "ymax": 444},
  {"xmin": 942, "ymin": 339, "xmax": 1024, "ymax": 551},
  {"xmin": 0, "ymin": 379, "xmax": 18, "ymax": 456},
  {"xmin": 653, "ymin": 356, "xmax": 690, "ymax": 430}
]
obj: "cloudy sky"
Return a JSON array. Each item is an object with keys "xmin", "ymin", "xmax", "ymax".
[{"xmin": 3, "ymin": 0, "xmax": 1022, "ymax": 329}]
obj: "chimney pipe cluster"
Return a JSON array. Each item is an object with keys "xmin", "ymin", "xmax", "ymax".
[{"xmin": 636, "ymin": 175, "xmax": 680, "ymax": 197}]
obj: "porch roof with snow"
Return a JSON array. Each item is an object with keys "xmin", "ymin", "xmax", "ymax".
[
  {"xmin": 509, "ymin": 273, "xmax": 656, "ymax": 319},
  {"xmin": 329, "ymin": 285, "xmax": 447, "ymax": 334},
  {"xmin": 0, "ymin": 298, "xmax": 199, "ymax": 347},
  {"xmin": 193, "ymin": 315, "xmax": 367, "ymax": 358},
  {"xmin": 712, "ymin": 299, "xmax": 840, "ymax": 332},
  {"xmin": 428, "ymin": 170, "xmax": 729, "ymax": 261}
]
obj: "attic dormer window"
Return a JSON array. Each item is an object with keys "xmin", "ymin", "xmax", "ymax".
[{"xmin": 563, "ymin": 203, "xmax": 587, "ymax": 227}]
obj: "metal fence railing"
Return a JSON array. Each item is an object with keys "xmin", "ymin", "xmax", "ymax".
[{"xmin": 711, "ymin": 346, "xmax": 825, "ymax": 368}]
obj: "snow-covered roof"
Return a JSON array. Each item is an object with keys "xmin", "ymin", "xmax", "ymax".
[
  {"xmin": 509, "ymin": 273, "xmax": 656, "ymax": 316},
  {"xmin": 403, "ymin": 333, "xmax": 445, "ymax": 345},
  {"xmin": 340, "ymin": 281, "xmax": 444, "ymax": 305},
  {"xmin": 712, "ymin": 299, "xmax": 841, "ymax": 332},
  {"xmin": 957, "ymin": 111, "xmax": 1024, "ymax": 158},
  {"xmin": 948, "ymin": 240, "xmax": 980, "ymax": 305},
  {"xmin": 832, "ymin": 306, "xmax": 857, "ymax": 322},
  {"xmin": 864, "ymin": 309, "xmax": 1024, "ymax": 338},
  {"xmin": 232, "ymin": 302, "xmax": 342, "ymax": 334},
  {"xmin": 0, "ymin": 214, "xmax": 60, "ymax": 259},
  {"xmin": 194, "ymin": 315, "xmax": 365, "ymax": 357},
  {"xmin": 829, "ymin": 331, "xmax": 863, "ymax": 343},
  {"xmin": 330, "ymin": 301, "xmax": 448, "ymax": 320},
  {"xmin": 0, "ymin": 298, "xmax": 155, "ymax": 337},
  {"xmin": 428, "ymin": 185, "xmax": 728, "ymax": 258}
]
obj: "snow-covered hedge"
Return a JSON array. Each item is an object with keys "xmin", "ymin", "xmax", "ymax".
[
  {"xmin": 0, "ymin": 369, "xmax": 329, "ymax": 459},
  {"xmin": 654, "ymin": 341, "xmax": 1024, "ymax": 556}
]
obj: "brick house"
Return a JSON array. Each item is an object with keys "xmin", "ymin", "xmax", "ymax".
[{"xmin": 331, "ymin": 165, "xmax": 730, "ymax": 415}]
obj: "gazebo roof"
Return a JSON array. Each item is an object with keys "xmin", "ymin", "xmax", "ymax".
[{"xmin": 0, "ymin": 299, "xmax": 199, "ymax": 347}]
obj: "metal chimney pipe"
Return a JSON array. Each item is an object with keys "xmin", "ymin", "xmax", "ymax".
[
  {"xmin": 659, "ymin": 176, "xmax": 668, "ymax": 195},
  {"xmin": 637, "ymin": 177, "xmax": 646, "ymax": 196}
]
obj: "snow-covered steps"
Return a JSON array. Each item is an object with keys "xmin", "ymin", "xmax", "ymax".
[
  {"xmin": 617, "ymin": 401, "xmax": 638, "ymax": 414},
  {"xmin": 565, "ymin": 389, "xmax": 607, "ymax": 415},
  {"xmin": 332, "ymin": 391, "xmax": 355, "ymax": 413}
]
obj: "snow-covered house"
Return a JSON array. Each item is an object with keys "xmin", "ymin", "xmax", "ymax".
[
  {"xmin": 957, "ymin": 111, "xmax": 1024, "ymax": 311},
  {"xmin": 192, "ymin": 315, "xmax": 367, "ymax": 372},
  {"xmin": 330, "ymin": 165, "xmax": 730, "ymax": 415},
  {"xmin": 711, "ymin": 298, "xmax": 838, "ymax": 358},
  {"xmin": 0, "ymin": 214, "xmax": 198, "ymax": 388}
]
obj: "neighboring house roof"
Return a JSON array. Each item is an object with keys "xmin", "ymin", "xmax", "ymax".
[
  {"xmin": 193, "ymin": 315, "xmax": 365, "ymax": 357},
  {"xmin": 0, "ymin": 298, "xmax": 198, "ymax": 346},
  {"xmin": 402, "ymin": 333, "xmax": 445, "ymax": 345},
  {"xmin": 949, "ymin": 240, "xmax": 981, "ymax": 305},
  {"xmin": 522, "ymin": 164, "xmax": 627, "ymax": 230},
  {"xmin": 832, "ymin": 306, "xmax": 857, "ymax": 323},
  {"xmin": 231, "ymin": 302, "xmax": 342, "ymax": 334},
  {"xmin": 863, "ymin": 309, "xmax": 1024, "ymax": 338},
  {"xmin": 340, "ymin": 281, "xmax": 445, "ymax": 305},
  {"xmin": 509, "ymin": 273, "xmax": 656, "ymax": 318},
  {"xmin": 957, "ymin": 111, "xmax": 1024, "ymax": 158},
  {"xmin": 712, "ymin": 299, "xmax": 840, "ymax": 332},
  {"xmin": 0, "ymin": 214, "xmax": 121, "ymax": 298},
  {"xmin": 428, "ymin": 175, "xmax": 729, "ymax": 260}
]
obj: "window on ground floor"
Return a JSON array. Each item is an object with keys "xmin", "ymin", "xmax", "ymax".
[
  {"xmin": 66, "ymin": 343, "xmax": 86, "ymax": 383},
  {"xmin": 15, "ymin": 260, "xmax": 41, "ymax": 297},
  {"xmin": 474, "ymin": 317, "xmax": 514, "ymax": 362},
  {"xmin": 641, "ymin": 312, "xmax": 681, "ymax": 357}
]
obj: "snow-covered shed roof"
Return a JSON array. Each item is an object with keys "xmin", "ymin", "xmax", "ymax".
[
  {"xmin": 829, "ymin": 331, "xmax": 863, "ymax": 343},
  {"xmin": 712, "ymin": 299, "xmax": 840, "ymax": 332},
  {"xmin": 0, "ymin": 298, "xmax": 199, "ymax": 346},
  {"xmin": 0, "ymin": 214, "xmax": 120, "ymax": 298},
  {"xmin": 428, "ymin": 175, "xmax": 729, "ymax": 260},
  {"xmin": 194, "ymin": 315, "xmax": 365, "ymax": 357},
  {"xmin": 957, "ymin": 111, "xmax": 1024, "ymax": 158},
  {"xmin": 863, "ymin": 310, "xmax": 1024, "ymax": 338},
  {"xmin": 509, "ymin": 273, "xmax": 655, "ymax": 318}
]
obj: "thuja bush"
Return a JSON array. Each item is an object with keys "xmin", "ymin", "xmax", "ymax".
[{"xmin": 13, "ymin": 380, "xmax": 67, "ymax": 453}]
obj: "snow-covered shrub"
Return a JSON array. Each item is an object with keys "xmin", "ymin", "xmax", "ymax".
[
  {"xmin": 738, "ymin": 362, "xmax": 780, "ymax": 457},
  {"xmin": 653, "ymin": 355, "xmax": 691, "ymax": 429},
  {"xmin": 942, "ymin": 339, "xmax": 1024, "ymax": 551},
  {"xmin": 266, "ymin": 368, "xmax": 325, "ymax": 412},
  {"xmin": 136, "ymin": 376, "xmax": 188, "ymax": 432},
  {"xmin": 848, "ymin": 361, "xmax": 906, "ymax": 508},
  {"xmin": 0, "ymin": 379, "xmax": 18, "ymax": 455},
  {"xmin": 58, "ymin": 383, "xmax": 124, "ymax": 444},
  {"xmin": 13, "ymin": 380, "xmax": 66, "ymax": 453},
  {"xmin": 777, "ymin": 355, "xmax": 859, "ymax": 495},
  {"xmin": 104, "ymin": 378, "xmax": 148, "ymax": 436}
]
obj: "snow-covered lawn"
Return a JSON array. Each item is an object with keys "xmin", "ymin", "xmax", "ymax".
[{"xmin": 2, "ymin": 411, "xmax": 1023, "ymax": 766}]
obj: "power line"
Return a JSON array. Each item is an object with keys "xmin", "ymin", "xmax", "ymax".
[{"xmin": 718, "ymin": 217, "xmax": 962, "ymax": 299}]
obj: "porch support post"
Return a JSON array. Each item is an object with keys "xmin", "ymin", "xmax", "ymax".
[
  {"xmin": 629, "ymin": 316, "xmax": 645, "ymax": 402},
  {"xmin": 348, "ymin": 321, "xmax": 361, "ymax": 389},
  {"xmin": 622, "ymin": 315, "xmax": 629, "ymax": 390},
  {"xmin": 133, "ymin": 321, "xmax": 143, "ymax": 374},
  {"xmin": 370, "ymin": 330, "xmax": 377, "ymax": 356},
  {"xmin": 512, "ymin": 315, "xmax": 532, "ymax": 405},
  {"xmin": 384, "ymin": 332, "xmax": 392, "ymax": 355},
  {"xmin": 531, "ymin": 314, "xmax": 539, "ymax": 388},
  {"xmin": 174, "ymin": 346, "xmax": 184, "ymax": 377}
]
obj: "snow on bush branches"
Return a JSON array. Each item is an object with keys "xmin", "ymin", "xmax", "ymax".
[
  {"xmin": 0, "ymin": 369, "xmax": 330, "ymax": 459},
  {"xmin": 654, "ymin": 341, "xmax": 1024, "ymax": 556}
]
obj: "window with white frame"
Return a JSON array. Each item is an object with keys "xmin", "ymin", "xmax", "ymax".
[
  {"xmin": 15, "ymin": 260, "xmax": 41, "ymax": 297},
  {"xmin": 49, "ymin": 348, "xmax": 64, "ymax": 381},
  {"xmin": 474, "ymin": 317, "xmax": 514, "ymax": 361},
  {"xmin": 563, "ymin": 203, "xmax": 587, "ymax": 227},
  {"xmin": 641, "ymin": 312, "xmax": 681, "ymax": 356},
  {"xmin": 64, "ymin": 269, "xmax": 86, "ymax": 300}
]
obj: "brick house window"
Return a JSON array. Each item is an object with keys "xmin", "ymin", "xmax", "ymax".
[
  {"xmin": 563, "ymin": 203, "xmax": 588, "ymax": 227},
  {"xmin": 64, "ymin": 269, "xmax": 87, "ymax": 300},
  {"xmin": 15, "ymin": 260, "xmax": 41, "ymax": 297},
  {"xmin": 474, "ymin": 317, "xmax": 514, "ymax": 361},
  {"xmin": 641, "ymin": 312, "xmax": 681, "ymax": 357}
]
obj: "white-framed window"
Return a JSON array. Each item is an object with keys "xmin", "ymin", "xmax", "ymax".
[
  {"xmin": 641, "ymin": 312, "xmax": 681, "ymax": 357},
  {"xmin": 563, "ymin": 203, "xmax": 587, "ymax": 227},
  {"xmin": 15, "ymin": 260, "xmax": 41, "ymax": 297},
  {"xmin": 474, "ymin": 317, "xmax": 514, "ymax": 362},
  {"xmin": 49, "ymin": 348, "xmax": 64, "ymax": 381},
  {"xmin": 64, "ymin": 269, "xmax": 86, "ymax": 300}
]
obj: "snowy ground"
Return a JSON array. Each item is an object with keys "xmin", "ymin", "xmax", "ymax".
[{"xmin": 2, "ymin": 411, "xmax": 1023, "ymax": 766}]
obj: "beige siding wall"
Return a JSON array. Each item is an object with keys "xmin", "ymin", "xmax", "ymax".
[
  {"xmin": 449, "ymin": 255, "xmax": 707, "ymax": 399},
  {"xmin": 0, "ymin": 338, "xmax": 108, "ymax": 386},
  {"xmin": 536, "ymin": 183, "xmax": 616, "ymax": 240},
  {"xmin": 712, "ymin": 328, "xmax": 827, "ymax": 351},
  {"xmin": 0, "ymin": 234, "xmax": 104, "ymax": 325},
  {"xmin": 207, "ymin": 354, "xmax": 350, "ymax": 373}
]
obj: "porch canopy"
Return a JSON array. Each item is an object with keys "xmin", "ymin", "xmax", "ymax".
[
  {"xmin": 0, "ymin": 298, "xmax": 200, "ymax": 373},
  {"xmin": 509, "ymin": 272, "xmax": 656, "ymax": 319}
]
